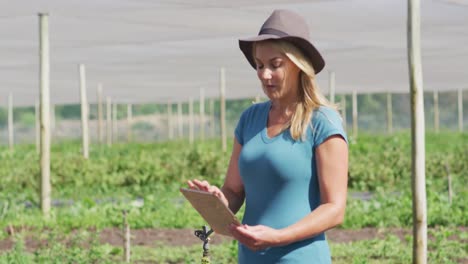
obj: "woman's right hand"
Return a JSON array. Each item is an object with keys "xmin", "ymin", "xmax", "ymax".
[{"xmin": 187, "ymin": 179, "xmax": 229, "ymax": 207}]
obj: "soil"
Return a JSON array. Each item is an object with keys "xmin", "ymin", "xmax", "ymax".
[{"xmin": 0, "ymin": 226, "xmax": 466, "ymax": 252}]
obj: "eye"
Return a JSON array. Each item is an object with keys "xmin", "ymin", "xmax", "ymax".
[
  {"xmin": 271, "ymin": 60, "xmax": 282, "ymax": 69},
  {"xmin": 256, "ymin": 64, "xmax": 264, "ymax": 70}
]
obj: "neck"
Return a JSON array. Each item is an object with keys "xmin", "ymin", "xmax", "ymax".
[{"xmin": 270, "ymin": 97, "xmax": 299, "ymax": 117}]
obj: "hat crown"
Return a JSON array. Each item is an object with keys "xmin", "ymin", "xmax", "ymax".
[{"xmin": 259, "ymin": 9, "xmax": 310, "ymax": 40}]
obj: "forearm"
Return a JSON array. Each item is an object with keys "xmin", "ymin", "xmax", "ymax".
[
  {"xmin": 221, "ymin": 186, "xmax": 245, "ymax": 214},
  {"xmin": 278, "ymin": 202, "xmax": 345, "ymax": 245}
]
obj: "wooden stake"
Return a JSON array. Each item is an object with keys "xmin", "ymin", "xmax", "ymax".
[
  {"xmin": 7, "ymin": 93, "xmax": 13, "ymax": 151},
  {"xmin": 341, "ymin": 95, "xmax": 347, "ymax": 130},
  {"xmin": 112, "ymin": 103, "xmax": 117, "ymax": 142},
  {"xmin": 458, "ymin": 88, "xmax": 463, "ymax": 132},
  {"xmin": 35, "ymin": 101, "xmax": 39, "ymax": 154},
  {"xmin": 123, "ymin": 210, "xmax": 131, "ymax": 262},
  {"xmin": 127, "ymin": 103, "xmax": 132, "ymax": 142},
  {"xmin": 352, "ymin": 90, "xmax": 358, "ymax": 139},
  {"xmin": 167, "ymin": 101, "xmax": 173, "ymax": 140},
  {"xmin": 220, "ymin": 68, "xmax": 227, "ymax": 152},
  {"xmin": 79, "ymin": 64, "xmax": 89, "ymax": 159},
  {"xmin": 50, "ymin": 103, "xmax": 55, "ymax": 133},
  {"xmin": 177, "ymin": 101, "xmax": 183, "ymax": 139},
  {"xmin": 408, "ymin": 0, "xmax": 428, "ymax": 262},
  {"xmin": 329, "ymin": 70, "xmax": 335, "ymax": 104},
  {"xmin": 106, "ymin": 97, "xmax": 112, "ymax": 146},
  {"xmin": 444, "ymin": 162, "xmax": 453, "ymax": 205},
  {"xmin": 210, "ymin": 98, "xmax": 215, "ymax": 138},
  {"xmin": 387, "ymin": 93, "xmax": 393, "ymax": 134},
  {"xmin": 200, "ymin": 88, "xmax": 205, "ymax": 141},
  {"xmin": 39, "ymin": 13, "xmax": 51, "ymax": 217},
  {"xmin": 433, "ymin": 90, "xmax": 439, "ymax": 133},
  {"xmin": 97, "ymin": 83, "xmax": 104, "ymax": 143},
  {"xmin": 189, "ymin": 97, "xmax": 194, "ymax": 144}
]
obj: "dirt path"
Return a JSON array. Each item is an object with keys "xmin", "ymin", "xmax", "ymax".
[{"xmin": 1, "ymin": 227, "xmax": 466, "ymax": 252}]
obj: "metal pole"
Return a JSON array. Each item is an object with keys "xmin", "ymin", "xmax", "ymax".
[
  {"xmin": 220, "ymin": 68, "xmax": 227, "ymax": 152},
  {"xmin": 39, "ymin": 13, "xmax": 51, "ymax": 217},
  {"xmin": 408, "ymin": 0, "xmax": 428, "ymax": 262},
  {"xmin": 79, "ymin": 64, "xmax": 89, "ymax": 159}
]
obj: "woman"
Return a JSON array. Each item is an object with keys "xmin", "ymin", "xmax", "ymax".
[{"xmin": 188, "ymin": 9, "xmax": 348, "ymax": 263}]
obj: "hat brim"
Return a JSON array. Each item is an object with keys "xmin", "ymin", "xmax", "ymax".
[{"xmin": 239, "ymin": 35, "xmax": 325, "ymax": 74}]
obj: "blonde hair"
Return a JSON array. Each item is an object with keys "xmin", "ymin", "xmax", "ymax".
[{"xmin": 253, "ymin": 40, "xmax": 336, "ymax": 140}]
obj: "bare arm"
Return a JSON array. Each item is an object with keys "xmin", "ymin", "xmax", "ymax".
[
  {"xmin": 187, "ymin": 137, "xmax": 245, "ymax": 214},
  {"xmin": 278, "ymin": 135, "xmax": 348, "ymax": 244},
  {"xmin": 221, "ymin": 138, "xmax": 245, "ymax": 213},
  {"xmin": 229, "ymin": 135, "xmax": 348, "ymax": 250}
]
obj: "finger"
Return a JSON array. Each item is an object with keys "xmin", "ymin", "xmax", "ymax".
[{"xmin": 187, "ymin": 180, "xmax": 196, "ymax": 189}]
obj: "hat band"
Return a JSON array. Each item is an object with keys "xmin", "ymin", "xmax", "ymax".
[{"xmin": 259, "ymin": 28, "xmax": 289, "ymax": 37}]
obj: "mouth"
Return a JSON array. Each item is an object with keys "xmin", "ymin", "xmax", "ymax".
[{"xmin": 264, "ymin": 84, "xmax": 276, "ymax": 90}]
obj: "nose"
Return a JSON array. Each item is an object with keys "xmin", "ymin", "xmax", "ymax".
[{"xmin": 258, "ymin": 68, "xmax": 272, "ymax": 81}]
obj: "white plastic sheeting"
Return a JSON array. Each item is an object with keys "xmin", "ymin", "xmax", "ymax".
[{"xmin": 0, "ymin": 0, "xmax": 467, "ymax": 106}]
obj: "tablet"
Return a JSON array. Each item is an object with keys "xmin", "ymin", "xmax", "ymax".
[{"xmin": 180, "ymin": 188, "xmax": 241, "ymax": 236}]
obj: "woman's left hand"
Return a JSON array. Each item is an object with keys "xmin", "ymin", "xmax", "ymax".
[{"xmin": 228, "ymin": 224, "xmax": 285, "ymax": 251}]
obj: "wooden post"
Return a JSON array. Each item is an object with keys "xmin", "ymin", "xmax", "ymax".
[
  {"xmin": 127, "ymin": 103, "xmax": 132, "ymax": 142},
  {"xmin": 254, "ymin": 94, "xmax": 261, "ymax": 104},
  {"xmin": 8, "ymin": 93, "xmax": 14, "ymax": 151},
  {"xmin": 79, "ymin": 64, "xmax": 89, "ymax": 159},
  {"xmin": 39, "ymin": 13, "xmax": 51, "ymax": 217},
  {"xmin": 35, "ymin": 101, "xmax": 40, "ymax": 154},
  {"xmin": 408, "ymin": 0, "xmax": 428, "ymax": 262},
  {"xmin": 177, "ymin": 101, "xmax": 183, "ymax": 139},
  {"xmin": 387, "ymin": 93, "xmax": 393, "ymax": 134},
  {"xmin": 50, "ymin": 103, "xmax": 55, "ymax": 132},
  {"xmin": 123, "ymin": 210, "xmax": 131, "ymax": 262},
  {"xmin": 220, "ymin": 68, "xmax": 227, "ymax": 152},
  {"xmin": 210, "ymin": 98, "xmax": 215, "ymax": 138},
  {"xmin": 189, "ymin": 97, "xmax": 194, "ymax": 144},
  {"xmin": 444, "ymin": 162, "xmax": 453, "ymax": 205},
  {"xmin": 329, "ymin": 70, "xmax": 335, "ymax": 104},
  {"xmin": 433, "ymin": 90, "xmax": 439, "ymax": 133},
  {"xmin": 112, "ymin": 103, "xmax": 117, "ymax": 142},
  {"xmin": 106, "ymin": 97, "xmax": 112, "ymax": 146},
  {"xmin": 458, "ymin": 88, "xmax": 463, "ymax": 132},
  {"xmin": 200, "ymin": 88, "xmax": 205, "ymax": 141},
  {"xmin": 352, "ymin": 90, "xmax": 358, "ymax": 139},
  {"xmin": 167, "ymin": 101, "xmax": 173, "ymax": 140},
  {"xmin": 97, "ymin": 83, "xmax": 104, "ymax": 143},
  {"xmin": 341, "ymin": 95, "xmax": 347, "ymax": 130}
]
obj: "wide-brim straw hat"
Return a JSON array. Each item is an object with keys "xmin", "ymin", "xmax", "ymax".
[{"xmin": 239, "ymin": 9, "xmax": 325, "ymax": 74}]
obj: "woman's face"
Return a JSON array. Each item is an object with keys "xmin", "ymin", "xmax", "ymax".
[{"xmin": 254, "ymin": 42, "xmax": 301, "ymax": 102}]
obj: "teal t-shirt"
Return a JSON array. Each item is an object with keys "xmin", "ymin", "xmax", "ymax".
[{"xmin": 234, "ymin": 101, "xmax": 347, "ymax": 264}]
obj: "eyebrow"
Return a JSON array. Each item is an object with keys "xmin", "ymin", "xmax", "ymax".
[{"xmin": 254, "ymin": 57, "xmax": 283, "ymax": 63}]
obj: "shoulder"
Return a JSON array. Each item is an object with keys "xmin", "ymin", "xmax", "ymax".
[
  {"xmin": 311, "ymin": 106, "xmax": 343, "ymax": 126},
  {"xmin": 310, "ymin": 106, "xmax": 347, "ymax": 146},
  {"xmin": 239, "ymin": 100, "xmax": 270, "ymax": 121}
]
